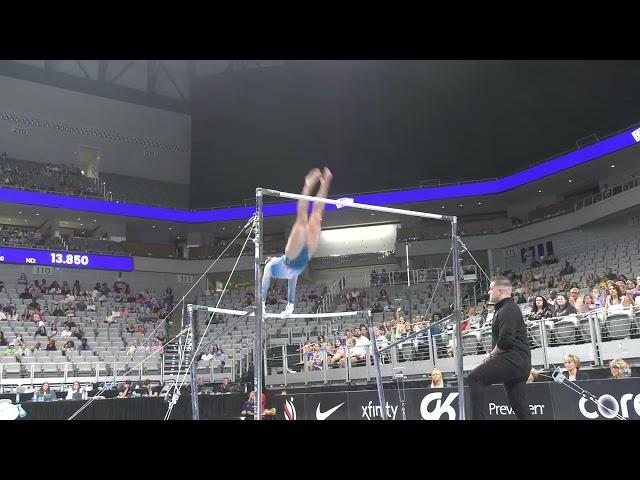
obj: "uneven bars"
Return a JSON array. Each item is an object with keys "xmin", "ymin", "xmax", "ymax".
[
  {"xmin": 203, "ymin": 306, "xmax": 365, "ymax": 319},
  {"xmin": 262, "ymin": 188, "xmax": 453, "ymax": 222}
]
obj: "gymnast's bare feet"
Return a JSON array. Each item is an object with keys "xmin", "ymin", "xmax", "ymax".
[
  {"xmin": 320, "ymin": 167, "xmax": 333, "ymax": 185},
  {"xmin": 303, "ymin": 168, "xmax": 322, "ymax": 194}
]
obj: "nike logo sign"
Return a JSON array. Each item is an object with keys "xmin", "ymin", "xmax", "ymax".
[{"xmin": 316, "ymin": 402, "xmax": 345, "ymax": 420}]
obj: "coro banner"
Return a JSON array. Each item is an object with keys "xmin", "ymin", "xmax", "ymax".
[
  {"xmin": 549, "ymin": 378, "xmax": 640, "ymax": 420},
  {"xmin": 273, "ymin": 379, "xmax": 640, "ymax": 420}
]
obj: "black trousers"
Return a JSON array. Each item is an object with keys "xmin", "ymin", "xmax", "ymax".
[{"xmin": 467, "ymin": 355, "xmax": 531, "ymax": 420}]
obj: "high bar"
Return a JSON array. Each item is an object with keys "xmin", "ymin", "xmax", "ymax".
[
  {"xmin": 192, "ymin": 306, "xmax": 366, "ymax": 319},
  {"xmin": 261, "ymin": 188, "xmax": 453, "ymax": 222}
]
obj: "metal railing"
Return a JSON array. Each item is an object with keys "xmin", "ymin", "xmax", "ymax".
[{"xmin": 264, "ymin": 304, "xmax": 640, "ymax": 387}]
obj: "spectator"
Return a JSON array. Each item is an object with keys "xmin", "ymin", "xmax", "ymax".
[
  {"xmin": 217, "ymin": 377, "xmax": 233, "ymax": 393},
  {"xmin": 514, "ymin": 292, "xmax": 527, "ymax": 304},
  {"xmin": 528, "ymin": 295, "xmax": 554, "ymax": 321},
  {"xmin": 51, "ymin": 303, "xmax": 64, "ymax": 316},
  {"xmin": 548, "ymin": 290, "xmax": 558, "ymax": 308},
  {"xmin": 78, "ymin": 338, "xmax": 91, "ymax": 351},
  {"xmin": 118, "ymin": 380, "xmax": 134, "ymax": 398},
  {"xmin": 76, "ymin": 299, "xmax": 87, "ymax": 312},
  {"xmin": 553, "ymin": 294, "xmax": 577, "ymax": 319},
  {"xmin": 373, "ymin": 327, "xmax": 389, "ymax": 351},
  {"xmin": 45, "ymin": 337, "xmax": 58, "ymax": 351},
  {"xmin": 104, "ymin": 309, "xmax": 116, "ymax": 324},
  {"xmin": 61, "ymin": 325, "xmax": 72, "ymax": 338},
  {"xmin": 4, "ymin": 343, "xmax": 16, "ymax": 358},
  {"xmin": 213, "ymin": 347, "xmax": 225, "ymax": 372},
  {"xmin": 33, "ymin": 320, "xmax": 47, "ymax": 340},
  {"xmin": 325, "ymin": 340, "xmax": 335, "ymax": 363},
  {"xmin": 127, "ymin": 341, "xmax": 138, "ymax": 359},
  {"xmin": 329, "ymin": 339, "xmax": 347, "ymax": 367},
  {"xmin": 66, "ymin": 381, "xmax": 86, "ymax": 400},
  {"xmin": 241, "ymin": 391, "xmax": 256, "ymax": 418},
  {"xmin": 578, "ymin": 294, "xmax": 596, "ymax": 313},
  {"xmin": 199, "ymin": 347, "xmax": 213, "ymax": 362},
  {"xmin": 625, "ymin": 279, "xmax": 639, "ymax": 304},
  {"xmin": 308, "ymin": 342, "xmax": 324, "ymax": 370},
  {"xmin": 354, "ymin": 327, "xmax": 372, "ymax": 360},
  {"xmin": 429, "ymin": 368, "xmax": 444, "ymax": 388},
  {"xmin": 591, "ymin": 288, "xmax": 603, "ymax": 308},
  {"xmin": 19, "ymin": 287, "xmax": 32, "ymax": 300},
  {"xmin": 560, "ymin": 260, "xmax": 575, "ymax": 276},
  {"xmin": 136, "ymin": 324, "xmax": 145, "ymax": 335},
  {"xmin": 371, "ymin": 301, "xmax": 383, "ymax": 313},
  {"xmin": 358, "ymin": 325, "xmax": 369, "ymax": 339},
  {"xmin": 0, "ymin": 331, "xmax": 7, "ymax": 346},
  {"xmin": 125, "ymin": 322, "xmax": 135, "ymax": 333},
  {"xmin": 346, "ymin": 338, "xmax": 361, "ymax": 366},
  {"xmin": 568, "ymin": 288, "xmax": 583, "ymax": 310},
  {"xmin": 526, "ymin": 368, "xmax": 538, "ymax": 384},
  {"xmin": 564, "ymin": 354, "xmax": 588, "ymax": 381},
  {"xmin": 610, "ymin": 358, "xmax": 630, "ymax": 379},
  {"xmin": 141, "ymin": 379, "xmax": 158, "ymax": 397},
  {"xmin": 62, "ymin": 340, "xmax": 75, "ymax": 354},
  {"xmin": 605, "ymin": 284, "xmax": 631, "ymax": 314},
  {"xmin": 15, "ymin": 340, "xmax": 30, "ymax": 359},
  {"xmin": 34, "ymin": 382, "xmax": 57, "ymax": 401},
  {"xmin": 195, "ymin": 376, "xmax": 205, "ymax": 394}
]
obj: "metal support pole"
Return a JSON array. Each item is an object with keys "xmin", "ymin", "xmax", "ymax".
[
  {"xmin": 367, "ymin": 310, "xmax": 387, "ymax": 420},
  {"xmin": 188, "ymin": 304, "xmax": 200, "ymax": 420},
  {"xmin": 593, "ymin": 314, "xmax": 604, "ymax": 366},
  {"xmin": 406, "ymin": 241, "xmax": 411, "ymax": 287},
  {"xmin": 451, "ymin": 218, "xmax": 466, "ymax": 420},
  {"xmin": 589, "ymin": 314, "xmax": 600, "ymax": 366},
  {"xmin": 540, "ymin": 321, "xmax": 549, "ymax": 370},
  {"xmin": 282, "ymin": 345, "xmax": 288, "ymax": 386},
  {"xmin": 254, "ymin": 188, "xmax": 264, "ymax": 420}
]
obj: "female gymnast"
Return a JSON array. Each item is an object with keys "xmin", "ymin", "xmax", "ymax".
[{"xmin": 262, "ymin": 167, "xmax": 333, "ymax": 316}]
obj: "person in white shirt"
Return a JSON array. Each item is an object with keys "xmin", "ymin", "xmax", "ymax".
[
  {"xmin": 127, "ymin": 341, "xmax": 139, "ymax": 359},
  {"xmin": 66, "ymin": 381, "xmax": 87, "ymax": 400},
  {"xmin": 373, "ymin": 327, "xmax": 389, "ymax": 351},
  {"xmin": 60, "ymin": 325, "xmax": 72, "ymax": 338},
  {"xmin": 201, "ymin": 348, "xmax": 214, "ymax": 362},
  {"xmin": 87, "ymin": 299, "xmax": 96, "ymax": 312},
  {"xmin": 352, "ymin": 327, "xmax": 371, "ymax": 360},
  {"xmin": 0, "ymin": 311, "xmax": 6, "ymax": 321}
]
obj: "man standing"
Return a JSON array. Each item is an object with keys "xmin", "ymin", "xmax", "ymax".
[{"xmin": 467, "ymin": 276, "xmax": 531, "ymax": 420}]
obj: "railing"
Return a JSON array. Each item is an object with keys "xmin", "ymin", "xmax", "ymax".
[
  {"xmin": 369, "ymin": 265, "xmax": 478, "ymax": 287},
  {"xmin": 0, "ymin": 353, "xmax": 246, "ymax": 392},
  {"xmin": 264, "ymin": 304, "xmax": 640, "ymax": 387}
]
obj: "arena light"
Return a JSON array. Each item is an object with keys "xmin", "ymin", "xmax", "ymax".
[{"xmin": 0, "ymin": 125, "xmax": 637, "ymax": 223}]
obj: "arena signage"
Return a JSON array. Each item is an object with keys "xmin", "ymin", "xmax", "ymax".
[
  {"xmin": 0, "ymin": 246, "xmax": 134, "ymax": 271},
  {"xmin": 273, "ymin": 379, "xmax": 640, "ymax": 420}
]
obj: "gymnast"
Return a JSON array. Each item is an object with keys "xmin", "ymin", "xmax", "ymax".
[{"xmin": 262, "ymin": 167, "xmax": 333, "ymax": 316}]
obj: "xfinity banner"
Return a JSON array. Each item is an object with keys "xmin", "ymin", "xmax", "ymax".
[
  {"xmin": 277, "ymin": 388, "xmax": 461, "ymax": 421},
  {"xmin": 275, "ymin": 378, "xmax": 640, "ymax": 420}
]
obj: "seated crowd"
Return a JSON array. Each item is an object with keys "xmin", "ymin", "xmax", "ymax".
[{"xmin": 0, "ymin": 274, "xmax": 173, "ymax": 363}]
